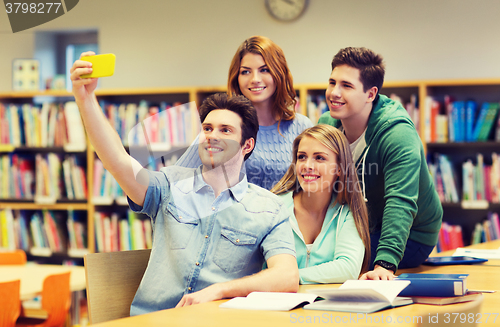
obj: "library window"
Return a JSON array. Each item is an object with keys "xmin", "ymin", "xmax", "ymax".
[{"xmin": 34, "ymin": 30, "xmax": 98, "ymax": 91}]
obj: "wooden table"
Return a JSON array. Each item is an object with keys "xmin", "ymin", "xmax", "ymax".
[
  {"xmin": 433, "ymin": 239, "xmax": 500, "ymax": 266},
  {"xmin": 89, "ymin": 241, "xmax": 500, "ymax": 327},
  {"xmin": 0, "ymin": 264, "xmax": 86, "ymax": 300}
]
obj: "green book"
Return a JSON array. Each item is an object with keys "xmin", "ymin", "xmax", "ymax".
[
  {"xmin": 128, "ymin": 210, "xmax": 136, "ymax": 250},
  {"xmin": 478, "ymin": 102, "xmax": 499, "ymax": 141}
]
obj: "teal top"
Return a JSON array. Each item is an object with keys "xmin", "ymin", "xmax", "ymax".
[
  {"xmin": 280, "ymin": 192, "xmax": 365, "ymax": 284},
  {"xmin": 318, "ymin": 94, "xmax": 443, "ymax": 268}
]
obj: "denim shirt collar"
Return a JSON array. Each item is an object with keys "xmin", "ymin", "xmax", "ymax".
[{"xmin": 189, "ymin": 165, "xmax": 248, "ymax": 202}]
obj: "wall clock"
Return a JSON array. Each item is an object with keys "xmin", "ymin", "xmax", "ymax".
[{"xmin": 265, "ymin": 0, "xmax": 309, "ymax": 21}]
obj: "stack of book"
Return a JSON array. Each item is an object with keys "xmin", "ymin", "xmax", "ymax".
[
  {"xmin": 471, "ymin": 212, "xmax": 500, "ymax": 244},
  {"xmin": 0, "ymin": 154, "xmax": 35, "ymax": 200},
  {"xmin": 424, "ymin": 96, "xmax": 500, "ymax": 143},
  {"xmin": 0, "ymin": 208, "xmax": 87, "ymax": 256},
  {"xmin": 428, "ymin": 151, "xmax": 500, "ymax": 205},
  {"xmin": 220, "ymin": 275, "xmax": 480, "ymax": 314},
  {"xmin": 93, "ymin": 211, "xmax": 152, "ymax": 252},
  {"xmin": 66, "ymin": 210, "xmax": 88, "ymax": 256},
  {"xmin": 100, "ymin": 100, "xmax": 199, "ymax": 148},
  {"xmin": 462, "ymin": 153, "xmax": 500, "ymax": 203},
  {"xmin": 437, "ymin": 222, "xmax": 464, "ymax": 252},
  {"xmin": 428, "ymin": 154, "xmax": 459, "ymax": 203},
  {"xmin": 0, "ymin": 153, "xmax": 87, "ymax": 202},
  {"xmin": 0, "ymin": 102, "xmax": 86, "ymax": 150}
]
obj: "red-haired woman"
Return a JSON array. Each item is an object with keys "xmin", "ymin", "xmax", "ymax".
[{"xmin": 176, "ymin": 36, "xmax": 313, "ymax": 190}]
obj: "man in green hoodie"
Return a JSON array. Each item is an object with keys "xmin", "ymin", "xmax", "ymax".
[{"xmin": 317, "ymin": 47, "xmax": 443, "ymax": 280}]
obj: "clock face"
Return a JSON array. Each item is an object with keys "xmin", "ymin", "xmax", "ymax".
[{"xmin": 265, "ymin": 0, "xmax": 309, "ymax": 21}]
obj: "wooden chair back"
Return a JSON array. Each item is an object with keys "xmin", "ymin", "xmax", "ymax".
[
  {"xmin": 0, "ymin": 250, "xmax": 27, "ymax": 265},
  {"xmin": 0, "ymin": 279, "xmax": 21, "ymax": 327},
  {"xmin": 84, "ymin": 249, "xmax": 151, "ymax": 324}
]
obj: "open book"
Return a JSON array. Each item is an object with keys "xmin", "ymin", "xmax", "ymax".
[
  {"xmin": 304, "ymin": 280, "xmax": 413, "ymax": 313},
  {"xmin": 219, "ymin": 292, "xmax": 319, "ymax": 311}
]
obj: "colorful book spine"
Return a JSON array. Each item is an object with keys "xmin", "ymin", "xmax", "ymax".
[
  {"xmin": 438, "ymin": 154, "xmax": 459, "ymax": 203},
  {"xmin": 478, "ymin": 102, "xmax": 500, "ymax": 141},
  {"xmin": 444, "ymin": 95, "xmax": 455, "ymax": 142},
  {"xmin": 490, "ymin": 212, "xmax": 500, "ymax": 240},
  {"xmin": 492, "ymin": 153, "xmax": 500, "ymax": 202},
  {"xmin": 436, "ymin": 222, "xmax": 464, "ymax": 252},
  {"xmin": 475, "ymin": 154, "xmax": 485, "ymax": 200},
  {"xmin": 452, "ymin": 101, "xmax": 465, "ymax": 142},
  {"xmin": 465, "ymin": 101, "xmax": 477, "ymax": 142}
]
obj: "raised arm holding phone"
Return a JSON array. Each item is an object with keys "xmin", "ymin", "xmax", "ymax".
[{"xmin": 70, "ymin": 52, "xmax": 299, "ymax": 315}]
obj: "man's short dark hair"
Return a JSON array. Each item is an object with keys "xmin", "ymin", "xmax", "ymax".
[
  {"xmin": 331, "ymin": 47, "xmax": 385, "ymax": 97},
  {"xmin": 199, "ymin": 93, "xmax": 259, "ymax": 161}
]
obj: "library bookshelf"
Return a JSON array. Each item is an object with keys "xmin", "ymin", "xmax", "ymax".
[
  {"xmin": 0, "ymin": 87, "xmax": 201, "ymax": 260},
  {"xmin": 1, "ymin": 79, "xmax": 500, "ymax": 260}
]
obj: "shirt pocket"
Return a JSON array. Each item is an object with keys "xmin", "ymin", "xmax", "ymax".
[
  {"xmin": 164, "ymin": 201, "xmax": 199, "ymax": 250},
  {"xmin": 214, "ymin": 226, "xmax": 258, "ymax": 274}
]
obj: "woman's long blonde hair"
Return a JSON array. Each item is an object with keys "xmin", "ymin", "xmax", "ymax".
[
  {"xmin": 271, "ymin": 124, "xmax": 370, "ymax": 273},
  {"xmin": 227, "ymin": 36, "xmax": 296, "ymax": 123}
]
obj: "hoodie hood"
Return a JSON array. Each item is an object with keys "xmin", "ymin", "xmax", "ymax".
[{"xmin": 365, "ymin": 94, "xmax": 416, "ymax": 146}]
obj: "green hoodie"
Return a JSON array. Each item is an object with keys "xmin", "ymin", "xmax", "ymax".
[{"xmin": 318, "ymin": 94, "xmax": 443, "ymax": 268}]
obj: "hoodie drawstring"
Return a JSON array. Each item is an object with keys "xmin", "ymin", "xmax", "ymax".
[{"xmin": 357, "ymin": 146, "xmax": 370, "ymax": 203}]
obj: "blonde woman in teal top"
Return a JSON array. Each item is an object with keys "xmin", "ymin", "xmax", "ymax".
[{"xmin": 272, "ymin": 125, "xmax": 370, "ymax": 284}]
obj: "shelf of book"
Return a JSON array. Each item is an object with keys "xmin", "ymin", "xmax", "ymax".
[
  {"xmin": 422, "ymin": 79, "xmax": 500, "ymax": 250},
  {"xmin": 0, "ymin": 203, "xmax": 88, "ymax": 210},
  {"xmin": 0, "ymin": 87, "xmax": 199, "ymax": 258},
  {"xmin": 427, "ymin": 141, "xmax": 500, "ymax": 151},
  {"xmin": 2, "ymin": 79, "xmax": 500, "ymax": 258}
]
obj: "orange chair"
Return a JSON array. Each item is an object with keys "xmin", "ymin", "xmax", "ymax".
[
  {"xmin": 0, "ymin": 250, "xmax": 27, "ymax": 265},
  {"xmin": 0, "ymin": 279, "xmax": 21, "ymax": 327},
  {"xmin": 16, "ymin": 272, "xmax": 71, "ymax": 327}
]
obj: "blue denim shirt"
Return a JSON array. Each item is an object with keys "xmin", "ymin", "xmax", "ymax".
[{"xmin": 129, "ymin": 165, "xmax": 296, "ymax": 315}]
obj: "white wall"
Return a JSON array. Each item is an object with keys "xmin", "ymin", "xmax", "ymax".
[{"xmin": 1, "ymin": 0, "xmax": 500, "ymax": 91}]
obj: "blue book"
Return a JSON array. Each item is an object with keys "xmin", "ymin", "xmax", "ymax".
[
  {"xmin": 452, "ymin": 101, "xmax": 465, "ymax": 142},
  {"xmin": 17, "ymin": 105, "xmax": 26, "ymax": 146},
  {"xmin": 465, "ymin": 100, "xmax": 477, "ymax": 142},
  {"xmin": 396, "ymin": 273, "xmax": 468, "ymax": 297},
  {"xmin": 459, "ymin": 101, "xmax": 467, "ymax": 142},
  {"xmin": 6, "ymin": 106, "xmax": 12, "ymax": 144},
  {"xmin": 450, "ymin": 102, "xmax": 459, "ymax": 142}
]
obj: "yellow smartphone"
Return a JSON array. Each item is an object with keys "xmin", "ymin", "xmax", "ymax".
[{"xmin": 80, "ymin": 53, "xmax": 116, "ymax": 78}]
